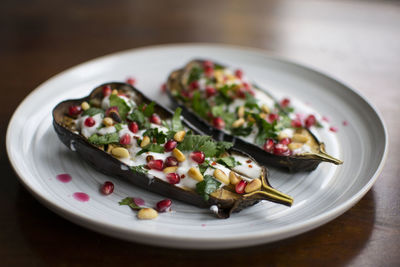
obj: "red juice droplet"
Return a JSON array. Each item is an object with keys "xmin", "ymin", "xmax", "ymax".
[
  {"xmin": 73, "ymin": 192, "xmax": 90, "ymax": 202},
  {"xmin": 56, "ymin": 174, "xmax": 72, "ymax": 183},
  {"xmin": 329, "ymin": 126, "xmax": 338, "ymax": 133},
  {"xmin": 322, "ymin": 116, "xmax": 330, "ymax": 122},
  {"xmin": 343, "ymin": 120, "xmax": 348, "ymax": 126}
]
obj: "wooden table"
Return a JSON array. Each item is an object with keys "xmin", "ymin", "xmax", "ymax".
[{"xmin": 1, "ymin": 0, "xmax": 399, "ymax": 266}]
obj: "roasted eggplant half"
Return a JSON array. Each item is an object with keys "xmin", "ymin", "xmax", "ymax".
[
  {"xmin": 166, "ymin": 60, "xmax": 343, "ymax": 172},
  {"xmin": 53, "ymin": 82, "xmax": 292, "ymax": 218}
]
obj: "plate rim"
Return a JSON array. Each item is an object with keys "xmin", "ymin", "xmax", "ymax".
[{"xmin": 6, "ymin": 43, "xmax": 389, "ymax": 249}]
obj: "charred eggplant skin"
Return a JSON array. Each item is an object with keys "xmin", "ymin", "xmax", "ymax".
[
  {"xmin": 53, "ymin": 82, "xmax": 291, "ymax": 218},
  {"xmin": 166, "ymin": 60, "xmax": 340, "ymax": 172}
]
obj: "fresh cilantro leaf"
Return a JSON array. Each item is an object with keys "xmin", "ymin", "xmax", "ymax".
[
  {"xmin": 82, "ymin": 107, "xmax": 104, "ymax": 117},
  {"xmin": 109, "ymin": 94, "xmax": 130, "ymax": 120},
  {"xmin": 196, "ymin": 175, "xmax": 221, "ymax": 201},
  {"xmin": 199, "ymin": 163, "xmax": 209, "ymax": 175},
  {"xmin": 119, "ymin": 197, "xmax": 142, "ymax": 210},
  {"xmin": 275, "ymin": 115, "xmax": 292, "ymax": 131},
  {"xmin": 211, "ymin": 105, "xmax": 235, "ymax": 127},
  {"xmin": 88, "ymin": 133, "xmax": 119, "ymax": 145},
  {"xmin": 127, "ymin": 109, "xmax": 148, "ymax": 128},
  {"xmin": 315, "ymin": 120, "xmax": 323, "ymax": 128},
  {"xmin": 214, "ymin": 64, "xmax": 224, "ymax": 70},
  {"xmin": 231, "ymin": 125, "xmax": 253, "ymax": 137},
  {"xmin": 114, "ymin": 123, "xmax": 123, "ymax": 131},
  {"xmin": 254, "ymin": 115, "xmax": 278, "ymax": 145},
  {"xmin": 192, "ymin": 91, "xmax": 210, "ymax": 119},
  {"xmin": 188, "ymin": 66, "xmax": 202, "ymax": 84},
  {"xmin": 171, "ymin": 107, "xmax": 183, "ymax": 131},
  {"xmin": 177, "ymin": 134, "xmax": 232, "ymax": 158},
  {"xmin": 142, "ymin": 102, "xmax": 155, "ymax": 117},
  {"xmin": 136, "ymin": 144, "xmax": 165, "ymax": 155},
  {"xmin": 130, "ymin": 165, "xmax": 149, "ymax": 174},
  {"xmin": 142, "ymin": 128, "xmax": 167, "ymax": 144},
  {"xmin": 217, "ymin": 156, "xmax": 241, "ymax": 168},
  {"xmin": 244, "ymin": 92, "xmax": 260, "ymax": 110},
  {"xmin": 214, "ymin": 84, "xmax": 234, "ymax": 105},
  {"xmin": 215, "ymin": 141, "xmax": 233, "ymax": 157}
]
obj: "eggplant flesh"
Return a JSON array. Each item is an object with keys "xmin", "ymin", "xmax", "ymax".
[
  {"xmin": 53, "ymin": 82, "xmax": 292, "ymax": 218},
  {"xmin": 166, "ymin": 60, "xmax": 343, "ymax": 172}
]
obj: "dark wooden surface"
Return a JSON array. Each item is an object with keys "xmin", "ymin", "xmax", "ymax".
[{"xmin": 1, "ymin": 0, "xmax": 399, "ymax": 266}]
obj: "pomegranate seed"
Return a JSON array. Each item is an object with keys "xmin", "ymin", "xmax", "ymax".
[
  {"xmin": 279, "ymin": 137, "xmax": 291, "ymax": 145},
  {"xmin": 190, "ymin": 151, "xmax": 205, "ymax": 164},
  {"xmin": 235, "ymin": 180, "xmax": 247, "ymax": 194},
  {"xmin": 343, "ymin": 120, "xmax": 348, "ymax": 126},
  {"xmin": 235, "ymin": 69, "xmax": 243, "ymax": 79},
  {"xmin": 237, "ymin": 87, "xmax": 247, "ymax": 99},
  {"xmin": 205, "ymin": 87, "xmax": 217, "ymax": 98},
  {"xmin": 267, "ymin": 113, "xmax": 279, "ymax": 123},
  {"xmin": 242, "ymin": 82, "xmax": 250, "ymax": 90},
  {"xmin": 204, "ymin": 66, "xmax": 213, "ymax": 77},
  {"xmin": 166, "ymin": 173, "xmax": 180, "ymax": 184},
  {"xmin": 291, "ymin": 118, "xmax": 302, "ymax": 128},
  {"xmin": 164, "ymin": 140, "xmax": 177, "ymax": 152},
  {"xmin": 203, "ymin": 60, "xmax": 214, "ymax": 69},
  {"xmin": 189, "ymin": 81, "xmax": 199, "ymax": 90},
  {"xmin": 263, "ymin": 138, "xmax": 275, "ymax": 153},
  {"xmin": 119, "ymin": 133, "xmax": 131, "ymax": 145},
  {"xmin": 305, "ymin": 115, "xmax": 316, "ymax": 128},
  {"xmin": 164, "ymin": 156, "xmax": 179, "ymax": 167},
  {"xmin": 280, "ymin": 98, "xmax": 290, "ymax": 108},
  {"xmin": 68, "ymin": 105, "xmax": 82, "ymax": 116},
  {"xmin": 274, "ymin": 143, "xmax": 291, "ymax": 156},
  {"xmin": 102, "ymin": 85, "xmax": 112, "ymax": 97},
  {"xmin": 213, "ymin": 117, "xmax": 225, "ymax": 129},
  {"xmin": 126, "ymin": 77, "xmax": 136, "ymax": 86},
  {"xmin": 182, "ymin": 90, "xmax": 193, "ymax": 99},
  {"xmin": 156, "ymin": 199, "xmax": 172, "ymax": 212},
  {"xmin": 101, "ymin": 181, "xmax": 114, "ymax": 195},
  {"xmin": 105, "ymin": 106, "xmax": 119, "ymax": 117},
  {"xmin": 150, "ymin": 114, "xmax": 161, "ymax": 125},
  {"xmin": 128, "ymin": 121, "xmax": 139, "ymax": 133},
  {"xmin": 133, "ymin": 197, "xmax": 145, "ymax": 206},
  {"xmin": 160, "ymin": 83, "xmax": 167, "ymax": 92},
  {"xmin": 84, "ymin": 117, "xmax": 95, "ymax": 127},
  {"xmin": 147, "ymin": 160, "xmax": 164, "ymax": 171}
]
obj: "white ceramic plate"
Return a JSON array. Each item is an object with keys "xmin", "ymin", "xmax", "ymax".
[{"xmin": 6, "ymin": 44, "xmax": 387, "ymax": 249}]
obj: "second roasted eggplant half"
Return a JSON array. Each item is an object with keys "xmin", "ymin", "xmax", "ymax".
[
  {"xmin": 166, "ymin": 60, "xmax": 343, "ymax": 172},
  {"xmin": 53, "ymin": 82, "xmax": 293, "ymax": 218}
]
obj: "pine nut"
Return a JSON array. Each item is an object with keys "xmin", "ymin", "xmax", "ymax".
[
  {"xmin": 163, "ymin": 166, "xmax": 178, "ymax": 173},
  {"xmin": 232, "ymin": 118, "xmax": 245, "ymax": 128},
  {"xmin": 103, "ymin": 117, "xmax": 114, "ymax": 127},
  {"xmin": 229, "ymin": 171, "xmax": 241, "ymax": 185},
  {"xmin": 174, "ymin": 130, "xmax": 186, "ymax": 142},
  {"xmin": 172, "ymin": 148, "xmax": 186, "ymax": 162},
  {"xmin": 259, "ymin": 113, "xmax": 267, "ymax": 120},
  {"xmin": 81, "ymin": 101, "xmax": 90, "ymax": 111},
  {"xmin": 247, "ymin": 114, "xmax": 255, "ymax": 123},
  {"xmin": 288, "ymin": 142, "xmax": 303, "ymax": 150},
  {"xmin": 244, "ymin": 179, "xmax": 262, "ymax": 193},
  {"xmin": 277, "ymin": 131, "xmax": 289, "ymax": 141},
  {"xmin": 261, "ymin": 104, "xmax": 270, "ymax": 114},
  {"xmin": 213, "ymin": 169, "xmax": 230, "ymax": 185},
  {"xmin": 238, "ymin": 106, "xmax": 245, "ymax": 118},
  {"xmin": 111, "ymin": 89, "xmax": 118, "ymax": 95},
  {"xmin": 106, "ymin": 144, "xmax": 115, "ymax": 153},
  {"xmin": 111, "ymin": 147, "xmax": 130, "ymax": 158},
  {"xmin": 292, "ymin": 134, "xmax": 309, "ymax": 143},
  {"xmin": 137, "ymin": 208, "xmax": 158, "ymax": 220},
  {"xmin": 140, "ymin": 136, "xmax": 150, "ymax": 147},
  {"xmin": 188, "ymin": 167, "xmax": 203, "ymax": 182}
]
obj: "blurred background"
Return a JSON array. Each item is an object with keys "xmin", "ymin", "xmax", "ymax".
[{"xmin": 1, "ymin": 0, "xmax": 399, "ymax": 266}]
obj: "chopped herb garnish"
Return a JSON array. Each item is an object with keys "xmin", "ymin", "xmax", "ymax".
[
  {"xmin": 109, "ymin": 94, "xmax": 130, "ymax": 120},
  {"xmin": 136, "ymin": 143, "xmax": 165, "ymax": 155},
  {"xmin": 142, "ymin": 102, "xmax": 155, "ymax": 117},
  {"xmin": 231, "ymin": 125, "xmax": 253, "ymax": 137},
  {"xmin": 192, "ymin": 91, "xmax": 210, "ymax": 119},
  {"xmin": 82, "ymin": 107, "xmax": 104, "ymax": 117},
  {"xmin": 130, "ymin": 165, "xmax": 148, "ymax": 174},
  {"xmin": 211, "ymin": 105, "xmax": 235, "ymax": 127},
  {"xmin": 177, "ymin": 134, "xmax": 232, "ymax": 158},
  {"xmin": 114, "ymin": 123, "xmax": 124, "ymax": 131},
  {"xmin": 217, "ymin": 156, "xmax": 241, "ymax": 168},
  {"xmin": 187, "ymin": 67, "xmax": 202, "ymax": 84},
  {"xmin": 142, "ymin": 128, "xmax": 167, "ymax": 144},
  {"xmin": 119, "ymin": 197, "xmax": 143, "ymax": 210},
  {"xmin": 254, "ymin": 114, "xmax": 278, "ymax": 145},
  {"xmin": 196, "ymin": 175, "xmax": 221, "ymax": 201},
  {"xmin": 127, "ymin": 108, "xmax": 149, "ymax": 129},
  {"xmin": 88, "ymin": 133, "xmax": 119, "ymax": 145}
]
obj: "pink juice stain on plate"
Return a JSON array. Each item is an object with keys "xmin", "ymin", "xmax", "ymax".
[
  {"xmin": 73, "ymin": 192, "xmax": 90, "ymax": 202},
  {"xmin": 56, "ymin": 173, "xmax": 72, "ymax": 183}
]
